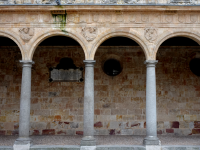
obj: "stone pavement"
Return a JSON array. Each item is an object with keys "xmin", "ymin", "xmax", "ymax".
[{"xmin": 0, "ymin": 135, "xmax": 200, "ymax": 146}]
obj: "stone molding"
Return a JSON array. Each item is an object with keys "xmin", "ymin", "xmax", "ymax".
[{"xmin": 0, "ymin": 0, "xmax": 199, "ymax": 5}]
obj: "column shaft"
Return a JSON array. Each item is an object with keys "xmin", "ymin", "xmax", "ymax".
[
  {"xmin": 15, "ymin": 60, "xmax": 34, "ymax": 144},
  {"xmin": 143, "ymin": 60, "xmax": 160, "ymax": 145},
  {"xmin": 81, "ymin": 60, "xmax": 96, "ymax": 146}
]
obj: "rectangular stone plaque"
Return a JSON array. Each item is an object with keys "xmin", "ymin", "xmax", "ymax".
[{"xmin": 50, "ymin": 68, "xmax": 83, "ymax": 82}]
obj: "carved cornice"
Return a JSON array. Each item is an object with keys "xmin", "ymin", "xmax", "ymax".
[{"xmin": 0, "ymin": 0, "xmax": 199, "ymax": 5}]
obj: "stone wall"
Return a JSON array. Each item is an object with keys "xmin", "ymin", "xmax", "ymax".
[{"xmin": 0, "ymin": 46, "xmax": 199, "ymax": 136}]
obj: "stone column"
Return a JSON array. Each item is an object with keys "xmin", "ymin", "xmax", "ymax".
[
  {"xmin": 143, "ymin": 60, "xmax": 160, "ymax": 145},
  {"xmin": 14, "ymin": 61, "xmax": 34, "ymax": 149},
  {"xmin": 81, "ymin": 60, "xmax": 96, "ymax": 146}
]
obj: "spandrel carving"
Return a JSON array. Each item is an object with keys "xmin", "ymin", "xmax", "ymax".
[
  {"xmin": 82, "ymin": 27, "xmax": 97, "ymax": 42},
  {"xmin": 19, "ymin": 28, "xmax": 34, "ymax": 43}
]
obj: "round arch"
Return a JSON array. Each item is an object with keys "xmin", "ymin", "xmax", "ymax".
[
  {"xmin": 29, "ymin": 30, "xmax": 88, "ymax": 60},
  {"xmin": 0, "ymin": 30, "xmax": 24, "ymax": 60},
  {"xmin": 154, "ymin": 31, "xmax": 200, "ymax": 59},
  {"xmin": 90, "ymin": 31, "xmax": 150, "ymax": 60}
]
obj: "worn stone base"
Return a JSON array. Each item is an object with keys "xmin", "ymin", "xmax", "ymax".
[
  {"xmin": 0, "ymin": 145, "xmax": 200, "ymax": 150},
  {"xmin": 146, "ymin": 145, "xmax": 161, "ymax": 150},
  {"xmin": 13, "ymin": 138, "xmax": 32, "ymax": 150},
  {"xmin": 143, "ymin": 136, "xmax": 160, "ymax": 146},
  {"xmin": 81, "ymin": 136, "xmax": 96, "ymax": 146},
  {"xmin": 81, "ymin": 146, "xmax": 96, "ymax": 150},
  {"xmin": 31, "ymin": 145, "xmax": 80, "ymax": 150}
]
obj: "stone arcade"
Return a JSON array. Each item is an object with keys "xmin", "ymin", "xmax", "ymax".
[{"xmin": 0, "ymin": 0, "xmax": 200, "ymax": 150}]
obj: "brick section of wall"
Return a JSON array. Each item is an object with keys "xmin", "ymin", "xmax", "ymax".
[{"xmin": 0, "ymin": 46, "xmax": 199, "ymax": 136}]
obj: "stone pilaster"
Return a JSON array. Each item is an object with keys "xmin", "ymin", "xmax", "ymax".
[
  {"xmin": 81, "ymin": 60, "xmax": 96, "ymax": 146},
  {"xmin": 143, "ymin": 60, "xmax": 160, "ymax": 145},
  {"xmin": 14, "ymin": 60, "xmax": 34, "ymax": 150}
]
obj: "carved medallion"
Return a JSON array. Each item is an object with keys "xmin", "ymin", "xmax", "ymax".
[
  {"xmin": 178, "ymin": 14, "xmax": 185, "ymax": 23},
  {"xmin": 141, "ymin": 14, "xmax": 149, "ymax": 22},
  {"xmin": 116, "ymin": 14, "xmax": 124, "ymax": 22},
  {"xmin": 81, "ymin": 27, "xmax": 97, "ymax": 42},
  {"xmin": 30, "ymin": 14, "xmax": 38, "ymax": 23},
  {"xmin": 19, "ymin": 28, "xmax": 34, "ymax": 43},
  {"xmin": 3, "ymin": 14, "xmax": 13, "ymax": 23},
  {"xmin": 79, "ymin": 14, "xmax": 87, "ymax": 23},
  {"xmin": 92, "ymin": 14, "xmax": 99, "ymax": 22},
  {"xmin": 67, "ymin": 14, "xmax": 75, "ymax": 22},
  {"xmin": 18, "ymin": 13, "xmax": 26, "ymax": 23},
  {"xmin": 190, "ymin": 14, "xmax": 198, "ymax": 23},
  {"xmin": 165, "ymin": 15, "xmax": 173, "ymax": 23},
  {"xmin": 104, "ymin": 14, "xmax": 112, "ymax": 22},
  {"xmin": 40, "ymin": 13, "xmax": 50, "ymax": 22},
  {"xmin": 129, "ymin": 14, "xmax": 136, "ymax": 23},
  {"xmin": 144, "ymin": 27, "xmax": 157, "ymax": 43}
]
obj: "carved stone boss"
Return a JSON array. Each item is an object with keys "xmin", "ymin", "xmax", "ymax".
[
  {"xmin": 50, "ymin": 68, "xmax": 83, "ymax": 82},
  {"xmin": 82, "ymin": 27, "xmax": 97, "ymax": 41},
  {"xmin": 19, "ymin": 27, "xmax": 34, "ymax": 42},
  {"xmin": 144, "ymin": 27, "xmax": 157, "ymax": 43}
]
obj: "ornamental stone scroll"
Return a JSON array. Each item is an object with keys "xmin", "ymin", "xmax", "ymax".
[{"xmin": 19, "ymin": 27, "xmax": 34, "ymax": 43}]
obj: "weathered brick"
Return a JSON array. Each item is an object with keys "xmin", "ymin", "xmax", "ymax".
[
  {"xmin": 194, "ymin": 121, "xmax": 200, "ymax": 128},
  {"xmin": 76, "ymin": 131, "xmax": 83, "ymax": 135},
  {"xmin": 109, "ymin": 129, "xmax": 115, "ymax": 135},
  {"xmin": 166, "ymin": 129, "xmax": 174, "ymax": 133},
  {"xmin": 94, "ymin": 122, "xmax": 103, "ymax": 128},
  {"xmin": 42, "ymin": 129, "xmax": 55, "ymax": 135},
  {"xmin": 171, "ymin": 121, "xmax": 179, "ymax": 128}
]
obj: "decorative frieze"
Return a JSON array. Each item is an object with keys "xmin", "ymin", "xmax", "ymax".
[{"xmin": 0, "ymin": 12, "xmax": 200, "ymax": 25}]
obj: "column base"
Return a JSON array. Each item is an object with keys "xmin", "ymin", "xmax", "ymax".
[
  {"xmin": 13, "ymin": 137, "xmax": 32, "ymax": 150},
  {"xmin": 81, "ymin": 146, "xmax": 96, "ymax": 150},
  {"xmin": 81, "ymin": 136, "xmax": 96, "ymax": 146},
  {"xmin": 143, "ymin": 136, "xmax": 160, "ymax": 145}
]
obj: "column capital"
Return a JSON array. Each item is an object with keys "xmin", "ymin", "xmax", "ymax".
[
  {"xmin": 19, "ymin": 60, "xmax": 34, "ymax": 67},
  {"xmin": 83, "ymin": 60, "xmax": 96, "ymax": 67},
  {"xmin": 144, "ymin": 60, "xmax": 158, "ymax": 67}
]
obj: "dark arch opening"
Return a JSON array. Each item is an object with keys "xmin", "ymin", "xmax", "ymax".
[
  {"xmin": 161, "ymin": 37, "xmax": 199, "ymax": 46},
  {"xmin": 100, "ymin": 36, "xmax": 139, "ymax": 46},
  {"xmin": 39, "ymin": 36, "xmax": 80, "ymax": 46},
  {"xmin": 0, "ymin": 37, "xmax": 18, "ymax": 46}
]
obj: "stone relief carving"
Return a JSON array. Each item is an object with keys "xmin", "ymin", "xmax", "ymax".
[
  {"xmin": 19, "ymin": 28, "xmax": 34, "ymax": 43},
  {"xmin": 124, "ymin": 0, "xmax": 139, "ymax": 3},
  {"xmin": 141, "ymin": 14, "xmax": 149, "ymax": 22},
  {"xmin": 169, "ymin": 0, "xmax": 197, "ymax": 5},
  {"xmin": 81, "ymin": 27, "xmax": 97, "ymax": 42},
  {"xmin": 100, "ymin": 0, "xmax": 139, "ymax": 3},
  {"xmin": 178, "ymin": 14, "xmax": 185, "ymax": 23},
  {"xmin": 165, "ymin": 14, "xmax": 173, "ymax": 23},
  {"xmin": 144, "ymin": 27, "xmax": 157, "ymax": 43},
  {"xmin": 190, "ymin": 14, "xmax": 198, "ymax": 23}
]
